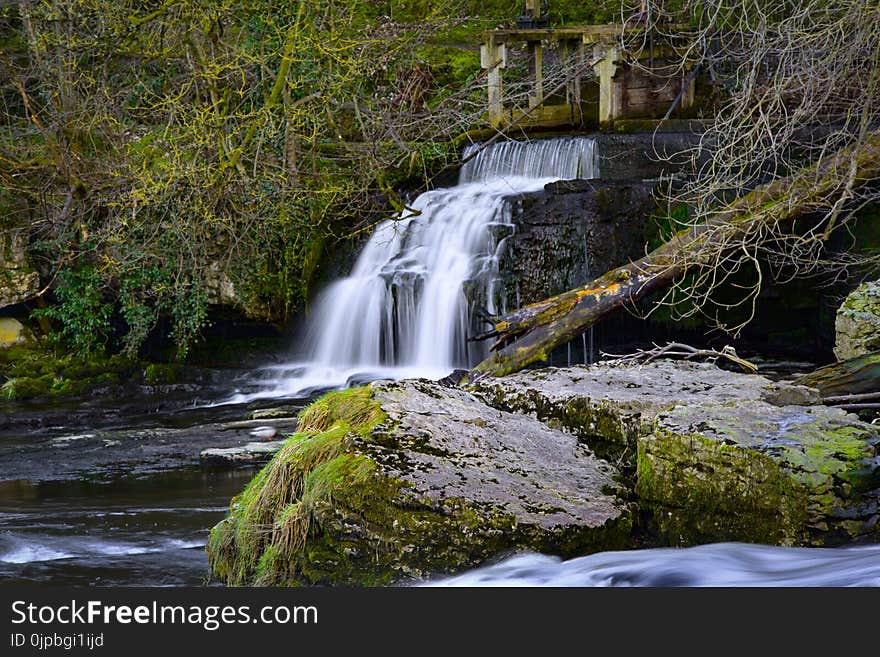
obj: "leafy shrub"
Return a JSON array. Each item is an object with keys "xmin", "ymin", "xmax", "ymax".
[{"xmin": 34, "ymin": 265, "xmax": 113, "ymax": 357}]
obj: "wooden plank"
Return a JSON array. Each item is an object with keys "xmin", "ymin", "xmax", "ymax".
[{"xmin": 486, "ymin": 25, "xmax": 622, "ymax": 43}]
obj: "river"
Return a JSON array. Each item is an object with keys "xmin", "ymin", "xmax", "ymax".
[
  {"xmin": 1, "ymin": 366, "xmax": 878, "ymax": 587},
  {"xmin": 0, "ymin": 368, "xmax": 309, "ymax": 586},
  {"xmin": 2, "ymin": 135, "xmax": 877, "ymax": 586}
]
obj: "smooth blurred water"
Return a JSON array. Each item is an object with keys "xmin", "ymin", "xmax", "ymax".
[
  {"xmin": 0, "ymin": 469, "xmax": 254, "ymax": 586},
  {"xmin": 223, "ymin": 137, "xmax": 597, "ymax": 403},
  {"xmin": 427, "ymin": 543, "xmax": 880, "ymax": 587}
]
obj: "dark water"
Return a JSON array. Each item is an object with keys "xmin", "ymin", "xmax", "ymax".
[
  {"xmin": 0, "ymin": 469, "xmax": 252, "ymax": 586},
  {"xmin": 0, "ymin": 370, "xmax": 309, "ymax": 586}
]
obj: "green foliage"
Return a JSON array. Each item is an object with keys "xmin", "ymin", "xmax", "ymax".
[
  {"xmin": 3, "ymin": 0, "xmax": 625, "ymax": 357},
  {"xmin": 169, "ymin": 279, "xmax": 210, "ymax": 360},
  {"xmin": 33, "ymin": 266, "xmax": 113, "ymax": 357},
  {"xmin": 119, "ymin": 265, "xmax": 172, "ymax": 357}
]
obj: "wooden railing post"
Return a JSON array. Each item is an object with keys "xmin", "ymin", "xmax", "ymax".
[
  {"xmin": 481, "ymin": 37, "xmax": 507, "ymax": 126},
  {"xmin": 593, "ymin": 44, "xmax": 620, "ymax": 126}
]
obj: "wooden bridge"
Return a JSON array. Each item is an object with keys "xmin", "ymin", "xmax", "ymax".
[{"xmin": 480, "ymin": 23, "xmax": 696, "ymax": 129}]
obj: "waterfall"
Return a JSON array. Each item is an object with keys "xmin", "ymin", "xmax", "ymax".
[{"xmin": 230, "ymin": 136, "xmax": 597, "ymax": 401}]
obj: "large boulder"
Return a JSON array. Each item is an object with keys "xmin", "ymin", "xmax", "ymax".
[
  {"xmin": 834, "ymin": 281, "xmax": 880, "ymax": 360},
  {"xmin": 472, "ymin": 361, "xmax": 878, "ymax": 546},
  {"xmin": 207, "ymin": 381, "xmax": 632, "ymax": 586},
  {"xmin": 471, "ymin": 361, "xmax": 818, "ymax": 462},
  {"xmin": 641, "ymin": 402, "xmax": 879, "ymax": 545}
]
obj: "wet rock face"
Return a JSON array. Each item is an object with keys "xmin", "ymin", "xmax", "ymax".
[
  {"xmin": 834, "ymin": 280, "xmax": 880, "ymax": 360},
  {"xmin": 0, "ymin": 230, "xmax": 39, "ymax": 310},
  {"xmin": 593, "ymin": 132, "xmax": 704, "ymax": 181},
  {"xmin": 501, "ymin": 179, "xmax": 656, "ymax": 307},
  {"xmin": 200, "ymin": 441, "xmax": 283, "ymax": 468},
  {"xmin": 472, "ymin": 361, "xmax": 878, "ymax": 546},
  {"xmin": 207, "ymin": 382, "xmax": 632, "ymax": 586}
]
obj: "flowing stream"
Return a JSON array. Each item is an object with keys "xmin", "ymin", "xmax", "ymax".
[
  {"xmin": 429, "ymin": 544, "xmax": 880, "ymax": 587},
  {"xmin": 1, "ymin": 137, "xmax": 877, "ymax": 587},
  {"xmin": 0, "ymin": 375, "xmax": 297, "ymax": 586}
]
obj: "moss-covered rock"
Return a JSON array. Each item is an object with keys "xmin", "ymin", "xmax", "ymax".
[
  {"xmin": 207, "ymin": 381, "xmax": 632, "ymax": 586},
  {"xmin": 471, "ymin": 361, "xmax": 818, "ymax": 464},
  {"xmin": 144, "ymin": 363, "xmax": 185, "ymax": 385},
  {"xmin": 640, "ymin": 403, "xmax": 879, "ymax": 546},
  {"xmin": 834, "ymin": 280, "xmax": 880, "ymax": 360},
  {"xmin": 473, "ymin": 361, "xmax": 877, "ymax": 546},
  {"xmin": 0, "ymin": 343, "xmax": 140, "ymax": 400}
]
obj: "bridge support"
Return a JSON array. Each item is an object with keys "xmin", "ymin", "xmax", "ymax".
[
  {"xmin": 593, "ymin": 45, "xmax": 620, "ymax": 126},
  {"xmin": 480, "ymin": 24, "xmax": 698, "ymax": 130},
  {"xmin": 480, "ymin": 40, "xmax": 507, "ymax": 126}
]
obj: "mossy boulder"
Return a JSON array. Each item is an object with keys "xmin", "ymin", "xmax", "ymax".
[
  {"xmin": 0, "ymin": 343, "xmax": 139, "ymax": 400},
  {"xmin": 471, "ymin": 361, "xmax": 818, "ymax": 463},
  {"xmin": 207, "ymin": 381, "xmax": 632, "ymax": 586},
  {"xmin": 473, "ymin": 361, "xmax": 877, "ymax": 546},
  {"xmin": 639, "ymin": 403, "xmax": 879, "ymax": 546},
  {"xmin": 835, "ymin": 280, "xmax": 880, "ymax": 360}
]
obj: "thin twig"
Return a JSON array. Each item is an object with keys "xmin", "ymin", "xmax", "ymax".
[{"xmin": 602, "ymin": 341, "xmax": 758, "ymax": 373}]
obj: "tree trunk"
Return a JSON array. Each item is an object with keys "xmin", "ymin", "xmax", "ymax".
[
  {"xmin": 470, "ymin": 130, "xmax": 880, "ymax": 380},
  {"xmin": 796, "ymin": 352, "xmax": 880, "ymax": 398}
]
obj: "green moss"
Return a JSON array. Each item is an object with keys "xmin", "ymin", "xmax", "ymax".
[
  {"xmin": 473, "ymin": 386, "xmax": 639, "ymax": 464},
  {"xmin": 774, "ymin": 424, "xmax": 877, "ymax": 510},
  {"xmin": 637, "ymin": 429, "xmax": 810, "ymax": 545},
  {"xmin": 207, "ymin": 386, "xmax": 394, "ymax": 585},
  {"xmin": 1, "ymin": 375, "xmax": 53, "ymax": 400},
  {"xmin": 208, "ymin": 384, "xmax": 632, "ymax": 586},
  {"xmin": 144, "ymin": 363, "xmax": 184, "ymax": 385},
  {"xmin": 0, "ymin": 342, "xmax": 141, "ymax": 400},
  {"xmin": 636, "ymin": 415, "xmax": 880, "ymax": 546}
]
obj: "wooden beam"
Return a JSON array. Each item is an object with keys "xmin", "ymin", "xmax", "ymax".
[
  {"xmin": 593, "ymin": 45, "xmax": 620, "ymax": 125},
  {"xmin": 481, "ymin": 41, "xmax": 507, "ymax": 126}
]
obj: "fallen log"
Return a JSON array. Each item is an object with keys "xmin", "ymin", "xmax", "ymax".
[
  {"xmin": 469, "ymin": 130, "xmax": 880, "ymax": 380},
  {"xmin": 796, "ymin": 352, "xmax": 880, "ymax": 398}
]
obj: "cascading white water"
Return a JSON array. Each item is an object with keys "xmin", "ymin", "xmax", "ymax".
[
  {"xmin": 229, "ymin": 136, "xmax": 597, "ymax": 401},
  {"xmin": 426, "ymin": 543, "xmax": 880, "ymax": 587}
]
